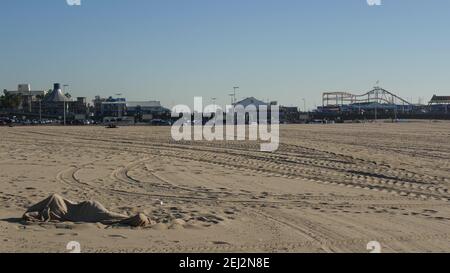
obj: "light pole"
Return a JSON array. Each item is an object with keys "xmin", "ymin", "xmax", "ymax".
[
  {"xmin": 63, "ymin": 84, "xmax": 69, "ymax": 126},
  {"xmin": 229, "ymin": 94, "xmax": 234, "ymax": 105},
  {"xmin": 233, "ymin": 87, "xmax": 239, "ymax": 104},
  {"xmin": 39, "ymin": 99, "xmax": 42, "ymax": 122},
  {"xmin": 211, "ymin": 98, "xmax": 217, "ymax": 121},
  {"xmin": 211, "ymin": 97, "xmax": 217, "ymax": 111},
  {"xmin": 116, "ymin": 93, "xmax": 123, "ymax": 119},
  {"xmin": 63, "ymin": 100, "xmax": 66, "ymax": 126}
]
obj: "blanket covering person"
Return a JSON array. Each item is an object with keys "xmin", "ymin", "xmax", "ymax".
[{"xmin": 23, "ymin": 194, "xmax": 151, "ymax": 227}]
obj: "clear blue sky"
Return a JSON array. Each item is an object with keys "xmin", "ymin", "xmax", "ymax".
[{"xmin": 0, "ymin": 0, "xmax": 449, "ymax": 108}]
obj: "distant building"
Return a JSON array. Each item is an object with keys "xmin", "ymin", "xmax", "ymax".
[
  {"xmin": 1, "ymin": 83, "xmax": 89, "ymax": 119},
  {"xmin": 33, "ymin": 83, "xmax": 88, "ymax": 119},
  {"xmin": 3, "ymin": 84, "xmax": 46, "ymax": 112},
  {"xmin": 94, "ymin": 96, "xmax": 127, "ymax": 118},
  {"xmin": 279, "ymin": 106, "xmax": 300, "ymax": 123},
  {"xmin": 126, "ymin": 101, "xmax": 171, "ymax": 121},
  {"xmin": 429, "ymin": 95, "xmax": 450, "ymax": 105},
  {"xmin": 6, "ymin": 84, "xmax": 46, "ymax": 97},
  {"xmin": 429, "ymin": 95, "xmax": 450, "ymax": 113},
  {"xmin": 233, "ymin": 97, "xmax": 274, "ymax": 124},
  {"xmin": 72, "ymin": 97, "xmax": 90, "ymax": 119},
  {"xmin": 234, "ymin": 97, "xmax": 268, "ymax": 108},
  {"xmin": 93, "ymin": 96, "xmax": 170, "ymax": 121},
  {"xmin": 93, "ymin": 96, "xmax": 106, "ymax": 117},
  {"xmin": 44, "ymin": 83, "xmax": 69, "ymax": 103}
]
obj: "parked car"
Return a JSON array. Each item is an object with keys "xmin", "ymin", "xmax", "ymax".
[
  {"xmin": 150, "ymin": 119, "xmax": 171, "ymax": 126},
  {"xmin": 0, "ymin": 117, "xmax": 12, "ymax": 125}
]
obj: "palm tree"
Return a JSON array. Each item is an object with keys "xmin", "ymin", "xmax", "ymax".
[
  {"xmin": 0, "ymin": 94, "xmax": 5, "ymax": 108},
  {"xmin": 2, "ymin": 92, "xmax": 22, "ymax": 109},
  {"xmin": 43, "ymin": 89, "xmax": 52, "ymax": 100}
]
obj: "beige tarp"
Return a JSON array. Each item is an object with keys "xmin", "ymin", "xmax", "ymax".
[{"xmin": 23, "ymin": 194, "xmax": 150, "ymax": 227}]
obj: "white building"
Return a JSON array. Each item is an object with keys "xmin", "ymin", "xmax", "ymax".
[
  {"xmin": 5, "ymin": 84, "xmax": 45, "ymax": 97},
  {"xmin": 3, "ymin": 84, "xmax": 46, "ymax": 112}
]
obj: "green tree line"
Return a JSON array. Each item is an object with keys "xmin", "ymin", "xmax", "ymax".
[{"xmin": 0, "ymin": 90, "xmax": 22, "ymax": 109}]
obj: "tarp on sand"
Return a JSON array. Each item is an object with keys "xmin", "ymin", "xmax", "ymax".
[{"xmin": 23, "ymin": 194, "xmax": 150, "ymax": 227}]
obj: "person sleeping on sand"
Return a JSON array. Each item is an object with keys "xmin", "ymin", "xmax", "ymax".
[{"xmin": 23, "ymin": 194, "xmax": 151, "ymax": 227}]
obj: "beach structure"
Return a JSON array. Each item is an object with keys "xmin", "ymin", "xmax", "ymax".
[
  {"xmin": 94, "ymin": 97, "xmax": 127, "ymax": 119},
  {"xmin": 126, "ymin": 101, "xmax": 171, "ymax": 121},
  {"xmin": 5, "ymin": 84, "xmax": 45, "ymax": 97},
  {"xmin": 232, "ymin": 97, "xmax": 275, "ymax": 124},
  {"xmin": 44, "ymin": 83, "xmax": 69, "ymax": 103},
  {"xmin": 234, "ymin": 97, "xmax": 268, "ymax": 108},
  {"xmin": 279, "ymin": 106, "xmax": 300, "ymax": 123},
  {"xmin": 428, "ymin": 95, "xmax": 450, "ymax": 113},
  {"xmin": 94, "ymin": 96, "xmax": 170, "ymax": 122},
  {"xmin": 36, "ymin": 83, "xmax": 89, "ymax": 119},
  {"xmin": 321, "ymin": 86, "xmax": 412, "ymax": 111},
  {"xmin": 2, "ymin": 84, "xmax": 45, "ymax": 112},
  {"xmin": 1, "ymin": 83, "xmax": 89, "ymax": 120},
  {"xmin": 319, "ymin": 86, "xmax": 414, "ymax": 116}
]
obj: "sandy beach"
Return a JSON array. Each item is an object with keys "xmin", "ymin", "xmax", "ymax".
[{"xmin": 1, "ymin": 121, "xmax": 449, "ymax": 253}]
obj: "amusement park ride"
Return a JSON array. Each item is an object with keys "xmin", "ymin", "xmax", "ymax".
[
  {"xmin": 320, "ymin": 85, "xmax": 419, "ymax": 119},
  {"xmin": 322, "ymin": 86, "xmax": 412, "ymax": 108}
]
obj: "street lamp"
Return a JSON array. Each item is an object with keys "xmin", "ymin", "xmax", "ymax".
[
  {"xmin": 115, "ymin": 93, "xmax": 124, "ymax": 119},
  {"xmin": 229, "ymin": 93, "xmax": 234, "ymax": 105},
  {"xmin": 210, "ymin": 97, "xmax": 218, "ymax": 115},
  {"xmin": 39, "ymin": 98, "xmax": 42, "ymax": 122},
  {"xmin": 233, "ymin": 87, "xmax": 239, "ymax": 104},
  {"xmin": 63, "ymin": 84, "xmax": 69, "ymax": 126}
]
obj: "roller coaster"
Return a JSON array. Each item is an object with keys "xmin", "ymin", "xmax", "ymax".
[{"xmin": 322, "ymin": 86, "xmax": 412, "ymax": 108}]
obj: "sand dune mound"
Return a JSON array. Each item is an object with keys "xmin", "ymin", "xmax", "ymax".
[{"xmin": 23, "ymin": 194, "xmax": 150, "ymax": 227}]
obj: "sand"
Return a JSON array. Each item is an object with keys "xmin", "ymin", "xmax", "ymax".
[{"xmin": 0, "ymin": 121, "xmax": 449, "ymax": 253}]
